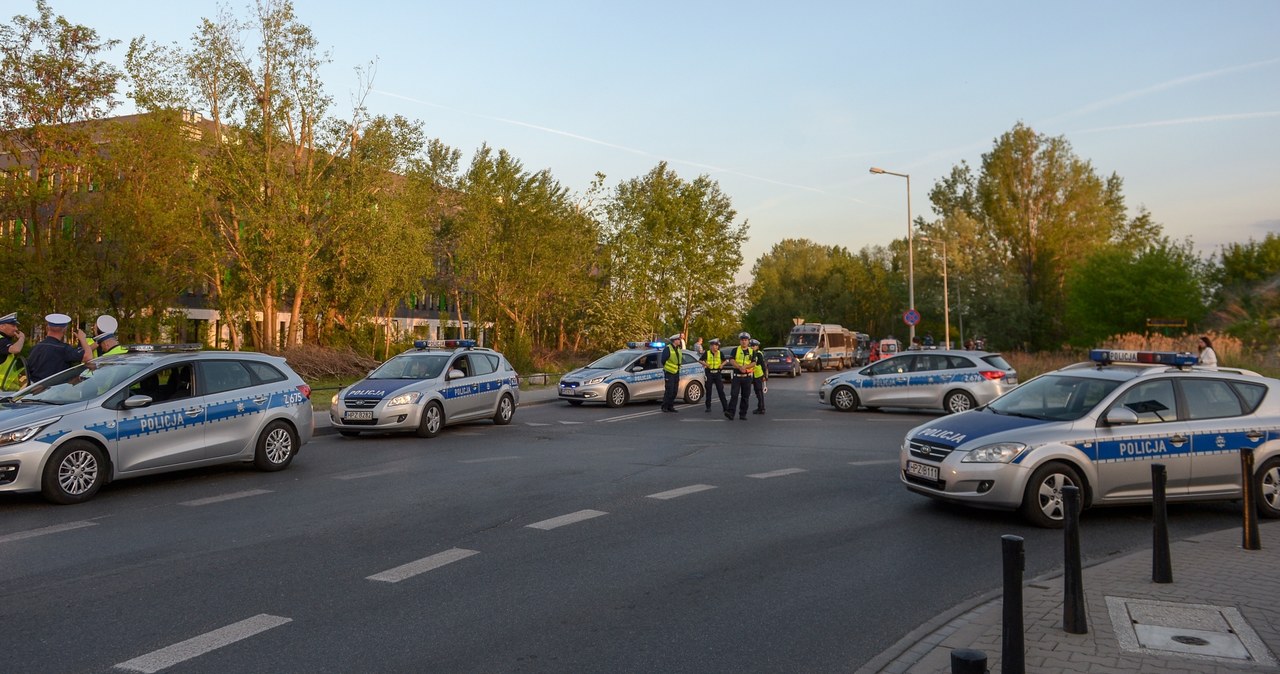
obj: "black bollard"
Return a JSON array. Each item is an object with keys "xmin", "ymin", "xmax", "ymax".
[
  {"xmin": 1242, "ymin": 448, "xmax": 1261, "ymax": 551},
  {"xmin": 1001, "ymin": 534, "xmax": 1025, "ymax": 674},
  {"xmin": 950, "ymin": 648, "xmax": 988, "ymax": 674},
  {"xmin": 1152, "ymin": 463, "xmax": 1172, "ymax": 583},
  {"xmin": 1062, "ymin": 486, "xmax": 1088, "ymax": 633}
]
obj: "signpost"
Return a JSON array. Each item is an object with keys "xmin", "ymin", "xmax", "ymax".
[{"xmin": 903, "ymin": 309, "xmax": 921, "ymax": 327}]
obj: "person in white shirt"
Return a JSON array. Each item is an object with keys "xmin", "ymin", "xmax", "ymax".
[{"xmin": 1197, "ymin": 335, "xmax": 1218, "ymax": 367}]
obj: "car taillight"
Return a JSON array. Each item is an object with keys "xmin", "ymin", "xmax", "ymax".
[
  {"xmin": 297, "ymin": 384, "xmax": 312, "ymax": 399},
  {"xmin": 979, "ymin": 371, "xmax": 1007, "ymax": 381}
]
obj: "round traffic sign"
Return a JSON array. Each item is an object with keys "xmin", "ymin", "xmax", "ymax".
[{"xmin": 903, "ymin": 309, "xmax": 921, "ymax": 326}]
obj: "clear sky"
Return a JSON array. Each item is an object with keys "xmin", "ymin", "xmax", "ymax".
[{"xmin": 39, "ymin": 1, "xmax": 1280, "ymax": 281}]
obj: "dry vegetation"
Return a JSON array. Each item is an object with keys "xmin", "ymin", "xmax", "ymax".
[{"xmin": 272, "ymin": 344, "xmax": 380, "ymax": 382}]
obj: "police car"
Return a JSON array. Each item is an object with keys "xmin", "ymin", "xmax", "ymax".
[
  {"xmin": 558, "ymin": 341, "xmax": 706, "ymax": 408},
  {"xmin": 330, "ymin": 340, "xmax": 519, "ymax": 438},
  {"xmin": 900, "ymin": 349, "xmax": 1280, "ymax": 527},
  {"xmin": 0, "ymin": 345, "xmax": 313, "ymax": 504},
  {"xmin": 819, "ymin": 349, "xmax": 1017, "ymax": 414}
]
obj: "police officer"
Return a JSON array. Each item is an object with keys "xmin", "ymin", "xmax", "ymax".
[
  {"xmin": 94, "ymin": 331, "xmax": 127, "ymax": 357},
  {"xmin": 25, "ymin": 313, "xmax": 92, "ymax": 383},
  {"xmin": 0, "ymin": 312, "xmax": 26, "ymax": 391},
  {"xmin": 660, "ymin": 333, "xmax": 684, "ymax": 413},
  {"xmin": 700, "ymin": 338, "xmax": 728, "ymax": 413},
  {"xmin": 726, "ymin": 332, "xmax": 754, "ymax": 420},
  {"xmin": 749, "ymin": 338, "xmax": 767, "ymax": 414}
]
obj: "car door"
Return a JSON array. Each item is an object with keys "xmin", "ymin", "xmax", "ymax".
[
  {"xmin": 631, "ymin": 352, "xmax": 663, "ymax": 400},
  {"xmin": 904, "ymin": 353, "xmax": 948, "ymax": 406},
  {"xmin": 1181, "ymin": 378, "xmax": 1257, "ymax": 497},
  {"xmin": 443, "ymin": 354, "xmax": 479, "ymax": 419},
  {"xmin": 467, "ymin": 353, "xmax": 501, "ymax": 416},
  {"xmin": 113, "ymin": 362, "xmax": 206, "ymax": 473},
  {"xmin": 859, "ymin": 355, "xmax": 913, "ymax": 406},
  {"xmin": 200, "ymin": 359, "xmax": 274, "ymax": 459},
  {"xmin": 1092, "ymin": 378, "xmax": 1192, "ymax": 502}
]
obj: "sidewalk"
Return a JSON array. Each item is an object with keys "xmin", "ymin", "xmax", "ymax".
[
  {"xmin": 312, "ymin": 385, "xmax": 562, "ymax": 436},
  {"xmin": 860, "ymin": 521, "xmax": 1280, "ymax": 673}
]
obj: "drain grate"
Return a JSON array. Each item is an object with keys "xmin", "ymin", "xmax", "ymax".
[{"xmin": 1106, "ymin": 597, "xmax": 1277, "ymax": 665}]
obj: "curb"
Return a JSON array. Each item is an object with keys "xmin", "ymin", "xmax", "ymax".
[{"xmin": 313, "ymin": 392, "xmax": 562, "ymax": 437}]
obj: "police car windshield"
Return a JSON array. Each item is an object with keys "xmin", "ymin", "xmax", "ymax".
[
  {"xmin": 987, "ymin": 374, "xmax": 1121, "ymax": 421},
  {"xmin": 12, "ymin": 362, "xmax": 152, "ymax": 404},
  {"xmin": 587, "ymin": 352, "xmax": 637, "ymax": 370},
  {"xmin": 369, "ymin": 354, "xmax": 450, "ymax": 379},
  {"xmin": 787, "ymin": 334, "xmax": 818, "ymax": 347}
]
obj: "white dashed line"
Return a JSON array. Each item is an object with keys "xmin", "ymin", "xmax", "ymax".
[
  {"xmin": 747, "ymin": 468, "xmax": 807, "ymax": 479},
  {"xmin": 114, "ymin": 614, "xmax": 291, "ymax": 673},
  {"xmin": 179, "ymin": 489, "xmax": 272, "ymax": 506},
  {"xmin": 558, "ymin": 420, "xmax": 584, "ymax": 425},
  {"xmin": 458, "ymin": 456, "xmax": 521, "ymax": 464},
  {"xmin": 334, "ymin": 468, "xmax": 400, "ymax": 481},
  {"xmin": 771, "ymin": 418, "xmax": 820, "ymax": 421},
  {"xmin": 367, "ymin": 548, "xmax": 479, "ymax": 583},
  {"xmin": 646, "ymin": 484, "xmax": 717, "ymax": 500},
  {"xmin": 848, "ymin": 459, "xmax": 899, "ymax": 466},
  {"xmin": 0, "ymin": 520, "xmax": 97, "ymax": 544},
  {"xmin": 525, "ymin": 422, "xmax": 551, "ymax": 426},
  {"xmin": 526, "ymin": 509, "xmax": 608, "ymax": 530}
]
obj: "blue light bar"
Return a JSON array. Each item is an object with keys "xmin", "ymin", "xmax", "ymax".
[
  {"xmin": 625, "ymin": 341, "xmax": 666, "ymax": 349},
  {"xmin": 1089, "ymin": 349, "xmax": 1198, "ymax": 367},
  {"xmin": 413, "ymin": 339, "xmax": 477, "ymax": 350}
]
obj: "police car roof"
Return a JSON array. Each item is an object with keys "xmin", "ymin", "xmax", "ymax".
[{"xmin": 1056, "ymin": 361, "xmax": 1264, "ymax": 381}]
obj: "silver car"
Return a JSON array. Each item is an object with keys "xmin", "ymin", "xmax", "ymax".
[
  {"xmin": 330, "ymin": 340, "xmax": 519, "ymax": 438},
  {"xmin": 0, "ymin": 345, "xmax": 313, "ymax": 504},
  {"xmin": 559, "ymin": 342, "xmax": 706, "ymax": 408},
  {"xmin": 819, "ymin": 349, "xmax": 1017, "ymax": 414},
  {"xmin": 900, "ymin": 349, "xmax": 1280, "ymax": 527}
]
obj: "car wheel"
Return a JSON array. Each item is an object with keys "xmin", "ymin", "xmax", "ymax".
[
  {"xmin": 1256, "ymin": 457, "xmax": 1280, "ymax": 519},
  {"xmin": 416, "ymin": 401, "xmax": 444, "ymax": 438},
  {"xmin": 254, "ymin": 420, "xmax": 297, "ymax": 471},
  {"xmin": 606, "ymin": 384, "xmax": 629, "ymax": 408},
  {"xmin": 493, "ymin": 394, "xmax": 515, "ymax": 425},
  {"xmin": 944, "ymin": 390, "xmax": 978, "ymax": 414},
  {"xmin": 1021, "ymin": 462, "xmax": 1084, "ymax": 529},
  {"xmin": 42, "ymin": 440, "xmax": 106, "ymax": 505},
  {"xmin": 338, "ymin": 430, "xmax": 361, "ymax": 438},
  {"xmin": 566, "ymin": 399, "xmax": 584, "ymax": 406},
  {"xmin": 832, "ymin": 386, "xmax": 859, "ymax": 412},
  {"xmin": 683, "ymin": 380, "xmax": 704, "ymax": 404}
]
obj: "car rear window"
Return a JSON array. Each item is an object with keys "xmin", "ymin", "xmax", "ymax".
[
  {"xmin": 946, "ymin": 355, "xmax": 975, "ymax": 369},
  {"xmin": 1181, "ymin": 379, "xmax": 1244, "ymax": 420},
  {"xmin": 1231, "ymin": 381, "xmax": 1267, "ymax": 413},
  {"xmin": 200, "ymin": 360, "xmax": 254, "ymax": 395},
  {"xmin": 982, "ymin": 355, "xmax": 1012, "ymax": 370},
  {"xmin": 245, "ymin": 360, "xmax": 287, "ymax": 384}
]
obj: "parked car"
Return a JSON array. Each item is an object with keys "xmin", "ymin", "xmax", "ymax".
[
  {"xmin": 819, "ymin": 350, "xmax": 1017, "ymax": 414},
  {"xmin": 763, "ymin": 347, "xmax": 802, "ymax": 377}
]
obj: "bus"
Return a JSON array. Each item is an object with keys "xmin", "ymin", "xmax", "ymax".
[{"xmin": 786, "ymin": 323, "xmax": 855, "ymax": 371}]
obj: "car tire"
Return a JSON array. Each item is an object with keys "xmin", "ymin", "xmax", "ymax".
[
  {"xmin": 254, "ymin": 420, "xmax": 297, "ymax": 471},
  {"xmin": 683, "ymin": 380, "xmax": 704, "ymax": 404},
  {"xmin": 1021, "ymin": 462, "xmax": 1084, "ymax": 529},
  {"xmin": 831, "ymin": 386, "xmax": 859, "ymax": 412},
  {"xmin": 338, "ymin": 430, "xmax": 361, "ymax": 438},
  {"xmin": 1255, "ymin": 457, "xmax": 1280, "ymax": 519},
  {"xmin": 944, "ymin": 390, "xmax": 978, "ymax": 414},
  {"xmin": 42, "ymin": 440, "xmax": 107, "ymax": 505},
  {"xmin": 606, "ymin": 384, "xmax": 629, "ymax": 408},
  {"xmin": 416, "ymin": 401, "xmax": 444, "ymax": 438},
  {"xmin": 493, "ymin": 394, "xmax": 515, "ymax": 425},
  {"xmin": 566, "ymin": 399, "xmax": 584, "ymax": 406}
]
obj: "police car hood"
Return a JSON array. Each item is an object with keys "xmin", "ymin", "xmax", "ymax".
[
  {"xmin": 0, "ymin": 401, "xmax": 86, "ymax": 429},
  {"xmin": 909, "ymin": 408, "xmax": 1055, "ymax": 450},
  {"xmin": 343, "ymin": 378, "xmax": 424, "ymax": 400},
  {"xmin": 563, "ymin": 366, "xmax": 612, "ymax": 380}
]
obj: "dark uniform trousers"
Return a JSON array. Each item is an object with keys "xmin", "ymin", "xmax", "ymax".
[
  {"xmin": 728, "ymin": 375, "xmax": 752, "ymax": 418},
  {"xmin": 752, "ymin": 376, "xmax": 766, "ymax": 412},
  {"xmin": 662, "ymin": 372, "xmax": 680, "ymax": 411},
  {"xmin": 705, "ymin": 371, "xmax": 728, "ymax": 411}
]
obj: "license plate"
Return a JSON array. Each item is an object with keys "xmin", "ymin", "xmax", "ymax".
[
  {"xmin": 343, "ymin": 410, "xmax": 374, "ymax": 420},
  {"xmin": 1006, "ymin": 375, "xmax": 1018, "ymax": 385},
  {"xmin": 906, "ymin": 461, "xmax": 939, "ymax": 481},
  {"xmin": 561, "ymin": 389, "xmax": 576, "ymax": 396}
]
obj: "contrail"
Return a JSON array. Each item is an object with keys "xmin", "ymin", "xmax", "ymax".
[
  {"xmin": 1075, "ymin": 110, "xmax": 1280, "ymax": 134},
  {"xmin": 372, "ymin": 89, "xmax": 824, "ymax": 193}
]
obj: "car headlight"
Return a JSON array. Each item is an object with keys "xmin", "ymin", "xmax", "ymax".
[
  {"xmin": 331, "ymin": 393, "xmax": 340, "ymax": 405},
  {"xmin": 823, "ymin": 376, "xmax": 838, "ymax": 386},
  {"xmin": 584, "ymin": 376, "xmax": 606, "ymax": 385},
  {"xmin": 0, "ymin": 417, "xmax": 61, "ymax": 447},
  {"xmin": 387, "ymin": 391, "xmax": 423, "ymax": 407},
  {"xmin": 804, "ymin": 352, "xmax": 816, "ymax": 359},
  {"xmin": 961, "ymin": 442, "xmax": 1027, "ymax": 463}
]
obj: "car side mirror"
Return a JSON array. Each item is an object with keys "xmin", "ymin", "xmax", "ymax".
[
  {"xmin": 447, "ymin": 368, "xmax": 465, "ymax": 380},
  {"xmin": 628, "ymin": 365, "xmax": 643, "ymax": 373},
  {"xmin": 1105, "ymin": 407, "xmax": 1140, "ymax": 426},
  {"xmin": 123, "ymin": 394, "xmax": 153, "ymax": 409}
]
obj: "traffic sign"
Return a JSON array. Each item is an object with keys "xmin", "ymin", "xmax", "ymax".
[{"xmin": 903, "ymin": 309, "xmax": 921, "ymax": 326}]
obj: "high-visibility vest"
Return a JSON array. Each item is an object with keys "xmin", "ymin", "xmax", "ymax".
[
  {"xmin": 705, "ymin": 350, "xmax": 722, "ymax": 369},
  {"xmin": 0, "ymin": 354, "xmax": 22, "ymax": 391},
  {"xmin": 753, "ymin": 354, "xmax": 764, "ymax": 378},
  {"xmin": 664, "ymin": 346, "xmax": 682, "ymax": 374},
  {"xmin": 734, "ymin": 347, "xmax": 753, "ymax": 375},
  {"xmin": 98, "ymin": 345, "xmax": 128, "ymax": 357}
]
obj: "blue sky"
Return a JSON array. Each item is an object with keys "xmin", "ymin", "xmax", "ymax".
[{"xmin": 44, "ymin": 1, "xmax": 1280, "ymax": 281}]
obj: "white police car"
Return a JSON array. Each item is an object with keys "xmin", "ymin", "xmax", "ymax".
[
  {"xmin": 330, "ymin": 340, "xmax": 519, "ymax": 438},
  {"xmin": 901, "ymin": 349, "xmax": 1280, "ymax": 527},
  {"xmin": 820, "ymin": 349, "xmax": 1016, "ymax": 414},
  {"xmin": 0, "ymin": 345, "xmax": 313, "ymax": 504},
  {"xmin": 558, "ymin": 342, "xmax": 706, "ymax": 408}
]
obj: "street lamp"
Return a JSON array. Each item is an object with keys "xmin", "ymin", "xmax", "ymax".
[
  {"xmin": 917, "ymin": 235, "xmax": 950, "ymax": 349},
  {"xmin": 870, "ymin": 167, "xmax": 914, "ymax": 341}
]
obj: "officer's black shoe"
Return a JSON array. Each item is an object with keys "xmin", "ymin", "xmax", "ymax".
[
  {"xmin": 724, "ymin": 412, "xmax": 733, "ymax": 420},
  {"xmin": 739, "ymin": 416, "xmax": 747, "ymax": 420},
  {"xmin": 752, "ymin": 409, "xmax": 763, "ymax": 414},
  {"xmin": 705, "ymin": 407, "xmax": 711, "ymax": 412}
]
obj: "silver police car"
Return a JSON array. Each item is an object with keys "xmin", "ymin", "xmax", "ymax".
[
  {"xmin": 330, "ymin": 340, "xmax": 519, "ymax": 438},
  {"xmin": 820, "ymin": 349, "xmax": 1017, "ymax": 414},
  {"xmin": 558, "ymin": 342, "xmax": 706, "ymax": 408},
  {"xmin": 0, "ymin": 345, "xmax": 313, "ymax": 504},
  {"xmin": 901, "ymin": 349, "xmax": 1280, "ymax": 527}
]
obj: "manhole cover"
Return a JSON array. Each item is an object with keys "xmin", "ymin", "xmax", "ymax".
[
  {"xmin": 1106, "ymin": 597, "xmax": 1277, "ymax": 665},
  {"xmin": 1172, "ymin": 635, "xmax": 1211, "ymax": 646}
]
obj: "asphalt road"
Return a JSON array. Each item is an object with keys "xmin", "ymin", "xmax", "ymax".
[{"xmin": 0, "ymin": 372, "xmax": 1249, "ymax": 673}]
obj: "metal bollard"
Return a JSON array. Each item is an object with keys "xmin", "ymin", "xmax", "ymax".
[
  {"xmin": 1062, "ymin": 486, "xmax": 1087, "ymax": 633},
  {"xmin": 1242, "ymin": 447, "xmax": 1261, "ymax": 551},
  {"xmin": 950, "ymin": 648, "xmax": 988, "ymax": 674},
  {"xmin": 1151, "ymin": 463, "xmax": 1172, "ymax": 583},
  {"xmin": 1001, "ymin": 534, "xmax": 1025, "ymax": 674}
]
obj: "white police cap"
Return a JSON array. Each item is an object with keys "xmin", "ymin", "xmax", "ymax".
[
  {"xmin": 0, "ymin": 312, "xmax": 16, "ymax": 325},
  {"xmin": 668, "ymin": 333, "xmax": 682, "ymax": 341},
  {"xmin": 45, "ymin": 313, "xmax": 72, "ymax": 327}
]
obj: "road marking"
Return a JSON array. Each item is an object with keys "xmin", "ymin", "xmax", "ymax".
[
  {"xmin": 367, "ymin": 548, "xmax": 479, "ymax": 583},
  {"xmin": 771, "ymin": 418, "xmax": 820, "ymax": 421},
  {"xmin": 526, "ymin": 509, "xmax": 608, "ymax": 530},
  {"xmin": 458, "ymin": 456, "xmax": 521, "ymax": 464},
  {"xmin": 558, "ymin": 420, "xmax": 584, "ymax": 425},
  {"xmin": 848, "ymin": 459, "xmax": 899, "ymax": 466},
  {"xmin": 747, "ymin": 468, "xmax": 807, "ymax": 479},
  {"xmin": 114, "ymin": 613, "xmax": 292, "ymax": 673},
  {"xmin": 646, "ymin": 484, "xmax": 717, "ymax": 500},
  {"xmin": 0, "ymin": 520, "xmax": 97, "ymax": 544},
  {"xmin": 679, "ymin": 418, "xmax": 723, "ymax": 422},
  {"xmin": 525, "ymin": 422, "xmax": 551, "ymax": 426},
  {"xmin": 599, "ymin": 404, "xmax": 699, "ymax": 423},
  {"xmin": 179, "ymin": 489, "xmax": 272, "ymax": 507},
  {"xmin": 334, "ymin": 468, "xmax": 400, "ymax": 481}
]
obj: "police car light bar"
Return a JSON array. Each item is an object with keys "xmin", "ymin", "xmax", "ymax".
[
  {"xmin": 413, "ymin": 339, "xmax": 477, "ymax": 350},
  {"xmin": 625, "ymin": 341, "xmax": 667, "ymax": 349},
  {"xmin": 1089, "ymin": 349, "xmax": 1198, "ymax": 367},
  {"xmin": 125, "ymin": 344, "xmax": 204, "ymax": 352}
]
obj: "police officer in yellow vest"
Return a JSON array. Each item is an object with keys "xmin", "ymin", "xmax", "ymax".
[
  {"xmin": 0, "ymin": 312, "xmax": 26, "ymax": 391},
  {"xmin": 749, "ymin": 338, "xmax": 768, "ymax": 414},
  {"xmin": 699, "ymin": 338, "xmax": 728, "ymax": 413},
  {"xmin": 660, "ymin": 333, "xmax": 684, "ymax": 413},
  {"xmin": 94, "ymin": 331, "xmax": 127, "ymax": 358},
  {"xmin": 726, "ymin": 331, "xmax": 754, "ymax": 420}
]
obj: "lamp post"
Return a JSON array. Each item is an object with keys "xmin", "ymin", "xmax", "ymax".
[
  {"xmin": 917, "ymin": 235, "xmax": 950, "ymax": 349},
  {"xmin": 870, "ymin": 167, "xmax": 914, "ymax": 342}
]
